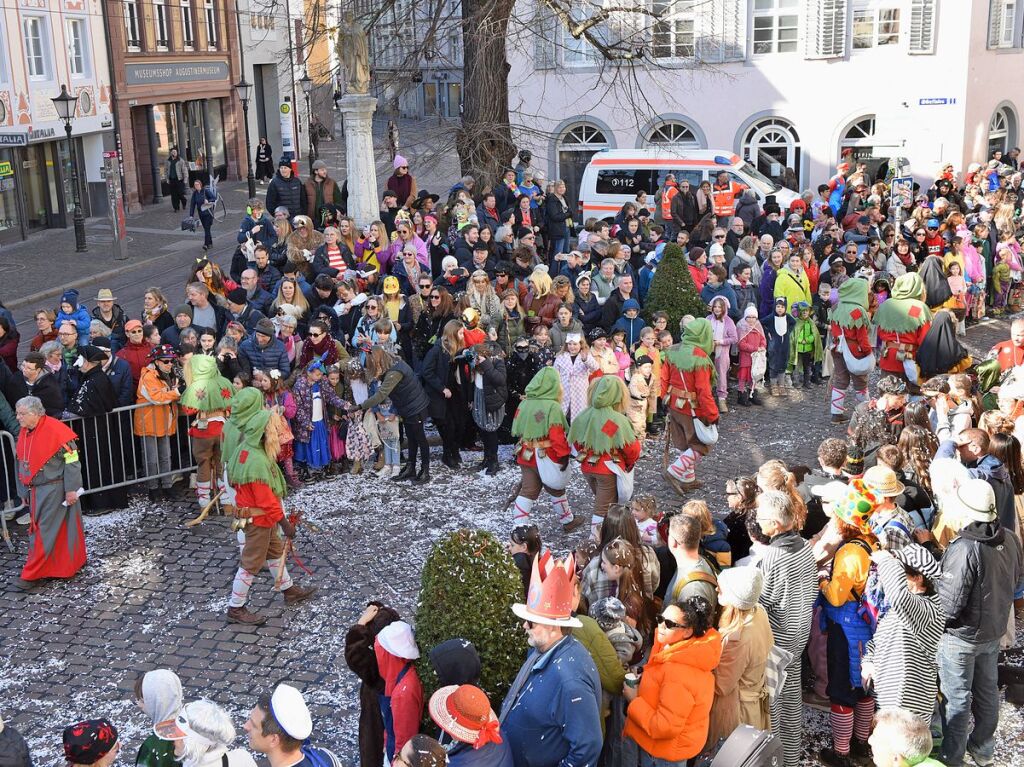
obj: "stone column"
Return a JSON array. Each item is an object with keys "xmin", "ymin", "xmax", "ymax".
[{"xmin": 338, "ymin": 93, "xmax": 378, "ymax": 228}]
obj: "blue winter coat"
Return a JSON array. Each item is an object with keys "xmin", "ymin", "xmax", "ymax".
[
  {"xmin": 612, "ymin": 314, "xmax": 646, "ymax": 350},
  {"xmin": 239, "ymin": 334, "xmax": 290, "ymax": 378},
  {"xmin": 499, "ymin": 635, "xmax": 602, "ymax": 767},
  {"xmin": 104, "ymin": 357, "xmax": 135, "ymax": 407},
  {"xmin": 700, "ymin": 281, "xmax": 738, "ymax": 314},
  {"xmin": 237, "ymin": 212, "xmax": 277, "ymax": 250},
  {"xmin": 56, "ymin": 305, "xmax": 92, "ymax": 338}
]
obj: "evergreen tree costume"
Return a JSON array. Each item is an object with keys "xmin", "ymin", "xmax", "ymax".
[
  {"xmin": 829, "ymin": 277, "xmax": 874, "ymax": 423},
  {"xmin": 225, "ymin": 387, "xmax": 315, "ymax": 625},
  {"xmin": 872, "ymin": 272, "xmax": 932, "ymax": 387},
  {"xmin": 660, "ymin": 318, "xmax": 719, "ymax": 495},
  {"xmin": 787, "ymin": 301, "xmax": 823, "ymax": 388},
  {"xmin": 180, "ymin": 355, "xmax": 233, "ymax": 510},
  {"xmin": 568, "ymin": 376, "xmax": 641, "ymax": 538},
  {"xmin": 510, "ymin": 368, "xmax": 581, "ymax": 533}
]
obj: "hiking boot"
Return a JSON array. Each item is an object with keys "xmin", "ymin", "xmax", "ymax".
[
  {"xmin": 282, "ymin": 584, "xmax": 318, "ymax": 604},
  {"xmin": 680, "ymin": 479, "xmax": 704, "ymax": 491},
  {"xmin": 349, "ymin": 460, "xmax": 363, "ymax": 475},
  {"xmin": 413, "ymin": 465, "xmax": 432, "ymax": 484},
  {"xmin": 737, "ymin": 392, "xmax": 749, "ymax": 407},
  {"xmin": 749, "ymin": 390, "xmax": 762, "ymax": 406},
  {"xmin": 373, "ymin": 453, "xmax": 386, "ymax": 472},
  {"xmin": 663, "ymin": 469, "xmax": 689, "ymax": 498},
  {"xmin": 562, "ymin": 515, "xmax": 585, "ymax": 534},
  {"xmin": 392, "ymin": 463, "xmax": 417, "ymax": 482},
  {"xmin": 818, "ymin": 748, "xmax": 855, "ymax": 767},
  {"xmin": 831, "ymin": 413, "xmax": 850, "ymax": 424},
  {"xmin": 227, "ymin": 606, "xmax": 267, "ymax": 625}
]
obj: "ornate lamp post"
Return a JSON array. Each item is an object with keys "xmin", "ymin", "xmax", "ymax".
[
  {"xmin": 234, "ymin": 77, "xmax": 256, "ymax": 198},
  {"xmin": 299, "ymin": 72, "xmax": 315, "ymax": 170},
  {"xmin": 52, "ymin": 85, "xmax": 86, "ymax": 252}
]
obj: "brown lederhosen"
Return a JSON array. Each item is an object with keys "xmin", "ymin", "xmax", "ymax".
[
  {"xmin": 239, "ymin": 523, "xmax": 285, "ymax": 573},
  {"xmin": 667, "ymin": 409, "xmax": 708, "ymax": 456},
  {"xmin": 520, "ymin": 464, "xmax": 566, "ymax": 500},
  {"xmin": 192, "ymin": 434, "xmax": 221, "ymax": 483},
  {"xmin": 585, "ymin": 473, "xmax": 618, "ymax": 519}
]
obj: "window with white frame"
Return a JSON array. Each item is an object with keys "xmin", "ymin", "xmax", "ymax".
[
  {"xmin": 1003, "ymin": 1, "xmax": 1016, "ymax": 46},
  {"xmin": 154, "ymin": 0, "xmax": 170, "ymax": 49},
  {"xmin": 561, "ymin": 6, "xmax": 596, "ymax": 64},
  {"xmin": 66, "ymin": 18, "xmax": 90, "ymax": 77},
  {"xmin": 645, "ymin": 121, "xmax": 701, "ymax": 148},
  {"xmin": 23, "ymin": 17, "xmax": 50, "ymax": 79},
  {"xmin": 0, "ymin": 21, "xmax": 8, "ymax": 83},
  {"xmin": 123, "ymin": 0, "xmax": 141, "ymax": 51},
  {"xmin": 651, "ymin": 0, "xmax": 696, "ymax": 59},
  {"xmin": 852, "ymin": 4, "xmax": 900, "ymax": 48},
  {"xmin": 204, "ymin": 0, "xmax": 218, "ymax": 49},
  {"xmin": 752, "ymin": 0, "xmax": 800, "ymax": 54},
  {"xmin": 181, "ymin": 0, "xmax": 195, "ymax": 49}
]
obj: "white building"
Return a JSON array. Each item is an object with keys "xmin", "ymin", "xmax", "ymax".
[
  {"xmin": 0, "ymin": 0, "xmax": 113, "ymax": 244},
  {"xmin": 508, "ymin": 0, "xmax": 1024, "ymax": 207},
  {"xmin": 366, "ymin": 0, "xmax": 463, "ymax": 118},
  {"xmin": 237, "ymin": 0, "xmax": 293, "ymax": 163}
]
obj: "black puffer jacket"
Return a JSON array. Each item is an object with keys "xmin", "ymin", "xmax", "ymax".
[
  {"xmin": 939, "ymin": 521, "xmax": 1022, "ymax": 643},
  {"xmin": 265, "ymin": 171, "xmax": 306, "ymax": 219},
  {"xmin": 475, "ymin": 355, "xmax": 508, "ymax": 412}
]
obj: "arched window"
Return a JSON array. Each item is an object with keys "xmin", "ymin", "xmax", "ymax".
[
  {"xmin": 839, "ymin": 115, "xmax": 884, "ymax": 172},
  {"xmin": 644, "ymin": 121, "xmax": 701, "ymax": 149},
  {"xmin": 558, "ymin": 123, "xmax": 609, "ymax": 210},
  {"xmin": 742, "ymin": 117, "xmax": 800, "ymax": 189},
  {"xmin": 988, "ymin": 106, "xmax": 1017, "ymax": 158}
]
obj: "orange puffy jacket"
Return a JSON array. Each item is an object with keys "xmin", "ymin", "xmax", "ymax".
[{"xmin": 623, "ymin": 629, "xmax": 723, "ymax": 761}]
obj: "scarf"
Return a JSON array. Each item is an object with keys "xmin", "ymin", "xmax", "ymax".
[
  {"xmin": 16, "ymin": 415, "xmax": 78, "ymax": 482},
  {"xmin": 512, "ymin": 368, "xmax": 568, "ymax": 440}
]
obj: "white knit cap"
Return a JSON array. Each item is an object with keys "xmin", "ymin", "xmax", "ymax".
[
  {"xmin": 717, "ymin": 566, "xmax": 764, "ymax": 611},
  {"xmin": 377, "ymin": 620, "xmax": 421, "ymax": 660}
]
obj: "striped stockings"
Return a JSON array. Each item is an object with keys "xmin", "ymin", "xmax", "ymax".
[
  {"xmin": 667, "ymin": 449, "xmax": 697, "ymax": 483},
  {"xmin": 512, "ymin": 496, "xmax": 534, "ymax": 524}
]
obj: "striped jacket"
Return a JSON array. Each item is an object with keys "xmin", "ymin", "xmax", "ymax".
[{"xmin": 757, "ymin": 531, "xmax": 817, "ymax": 655}]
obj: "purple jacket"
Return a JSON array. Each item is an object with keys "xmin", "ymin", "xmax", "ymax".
[
  {"xmin": 380, "ymin": 234, "xmax": 429, "ymax": 273},
  {"xmin": 291, "ymin": 373, "xmax": 346, "ymax": 443}
]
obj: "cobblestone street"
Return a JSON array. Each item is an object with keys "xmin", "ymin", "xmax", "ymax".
[{"xmin": 2, "ymin": 316, "xmax": 1023, "ymax": 766}]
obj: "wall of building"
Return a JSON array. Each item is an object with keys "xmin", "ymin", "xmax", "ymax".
[
  {"xmin": 506, "ymin": 0, "xmax": 1000, "ymax": 197},
  {"xmin": 237, "ymin": 0, "xmax": 289, "ymax": 166}
]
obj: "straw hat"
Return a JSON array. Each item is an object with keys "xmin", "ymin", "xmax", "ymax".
[
  {"xmin": 862, "ymin": 465, "xmax": 905, "ymax": 497},
  {"xmin": 428, "ymin": 685, "xmax": 502, "ymax": 748}
]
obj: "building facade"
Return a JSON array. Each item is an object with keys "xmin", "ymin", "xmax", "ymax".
[
  {"xmin": 366, "ymin": 0, "xmax": 463, "ymax": 119},
  {"xmin": 236, "ymin": 0, "xmax": 291, "ymax": 166},
  {"xmin": 106, "ymin": 0, "xmax": 244, "ymax": 209},
  {"xmin": 509, "ymin": 0, "xmax": 1024, "ymax": 208},
  {"xmin": 0, "ymin": 0, "xmax": 113, "ymax": 244}
]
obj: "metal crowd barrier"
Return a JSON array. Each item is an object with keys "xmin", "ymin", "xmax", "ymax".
[{"xmin": 0, "ymin": 404, "xmax": 198, "ymax": 500}]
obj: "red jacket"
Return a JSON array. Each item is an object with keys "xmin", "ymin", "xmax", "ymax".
[
  {"xmin": 992, "ymin": 340, "xmax": 1024, "ymax": 371},
  {"xmin": 374, "ymin": 643, "xmax": 423, "ymax": 756},
  {"xmin": 516, "ymin": 424, "xmax": 570, "ymax": 468},
  {"xmin": 117, "ymin": 340, "xmax": 155, "ymax": 386},
  {"xmin": 924, "ymin": 234, "xmax": 944, "ymax": 259},
  {"xmin": 573, "ymin": 436, "xmax": 642, "ymax": 475},
  {"xmin": 660, "ymin": 355, "xmax": 719, "ymax": 423},
  {"xmin": 234, "ymin": 481, "xmax": 284, "ymax": 527},
  {"xmin": 688, "ymin": 264, "xmax": 707, "ymax": 294},
  {"xmin": 829, "ymin": 322, "xmax": 872, "ymax": 358},
  {"xmin": 877, "ymin": 323, "xmax": 930, "ymax": 374}
]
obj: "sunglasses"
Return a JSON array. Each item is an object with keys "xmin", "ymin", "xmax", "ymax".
[
  {"xmin": 309, "ymin": 332, "xmax": 324, "ymax": 339},
  {"xmin": 398, "ymin": 165, "xmax": 408, "ymax": 170},
  {"xmin": 714, "ymin": 234, "xmax": 726, "ymax": 239},
  {"xmin": 656, "ymin": 615, "xmax": 688, "ymax": 630},
  {"xmin": 128, "ymin": 329, "xmax": 143, "ymax": 334},
  {"xmin": 430, "ymin": 295, "xmax": 441, "ymax": 301},
  {"xmin": 419, "ymin": 284, "xmax": 432, "ymax": 289}
]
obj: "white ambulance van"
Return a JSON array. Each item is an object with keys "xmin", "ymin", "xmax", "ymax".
[{"xmin": 578, "ymin": 148, "xmax": 802, "ymax": 223}]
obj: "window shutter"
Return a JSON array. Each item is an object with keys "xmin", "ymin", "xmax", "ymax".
[
  {"xmin": 534, "ymin": 1, "xmax": 558, "ymax": 69},
  {"xmin": 988, "ymin": 0, "xmax": 1009, "ymax": 48},
  {"xmin": 696, "ymin": 0, "xmax": 745, "ymax": 63},
  {"xmin": 909, "ymin": 0, "xmax": 937, "ymax": 55},
  {"xmin": 805, "ymin": 0, "xmax": 847, "ymax": 59}
]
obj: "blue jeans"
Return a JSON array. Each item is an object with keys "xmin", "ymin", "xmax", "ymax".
[
  {"xmin": 547, "ymin": 236, "xmax": 567, "ymax": 265},
  {"xmin": 636, "ymin": 743, "xmax": 689, "ymax": 767},
  {"xmin": 938, "ymin": 633, "xmax": 1001, "ymax": 765}
]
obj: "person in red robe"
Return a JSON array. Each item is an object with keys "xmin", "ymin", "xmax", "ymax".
[{"xmin": 14, "ymin": 395, "xmax": 86, "ymax": 589}]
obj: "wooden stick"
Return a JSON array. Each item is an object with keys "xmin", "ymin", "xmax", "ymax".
[{"xmin": 185, "ymin": 489, "xmax": 224, "ymax": 527}]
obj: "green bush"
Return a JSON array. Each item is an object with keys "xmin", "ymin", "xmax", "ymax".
[
  {"xmin": 644, "ymin": 242, "xmax": 707, "ymax": 337},
  {"xmin": 414, "ymin": 529, "xmax": 526, "ymax": 706}
]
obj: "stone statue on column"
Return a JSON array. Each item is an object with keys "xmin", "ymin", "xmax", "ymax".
[
  {"xmin": 338, "ymin": 13, "xmax": 370, "ymax": 95},
  {"xmin": 336, "ymin": 12, "xmax": 378, "ymax": 228}
]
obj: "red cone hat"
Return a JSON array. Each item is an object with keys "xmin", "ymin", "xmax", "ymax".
[{"xmin": 511, "ymin": 553, "xmax": 582, "ymax": 628}]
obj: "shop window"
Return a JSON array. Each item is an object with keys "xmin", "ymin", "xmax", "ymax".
[
  {"xmin": 752, "ymin": 0, "xmax": 800, "ymax": 54},
  {"xmin": 23, "ymin": 17, "xmax": 51, "ymax": 80},
  {"xmin": 154, "ymin": 0, "xmax": 170, "ymax": 49},
  {"xmin": 66, "ymin": 18, "xmax": 90, "ymax": 78},
  {"xmin": 123, "ymin": 0, "xmax": 141, "ymax": 51},
  {"xmin": 205, "ymin": 0, "xmax": 219, "ymax": 50},
  {"xmin": 181, "ymin": 0, "xmax": 195, "ymax": 50}
]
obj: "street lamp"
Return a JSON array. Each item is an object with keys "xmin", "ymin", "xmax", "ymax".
[
  {"xmin": 234, "ymin": 76, "xmax": 256, "ymax": 198},
  {"xmin": 299, "ymin": 72, "xmax": 315, "ymax": 170},
  {"xmin": 52, "ymin": 84, "xmax": 86, "ymax": 252}
]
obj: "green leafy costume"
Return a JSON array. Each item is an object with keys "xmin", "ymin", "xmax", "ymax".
[
  {"xmin": 788, "ymin": 303, "xmax": 823, "ymax": 368},
  {"xmin": 225, "ymin": 387, "xmax": 286, "ymax": 498},
  {"xmin": 873, "ymin": 273, "xmax": 932, "ymax": 333},
  {"xmin": 568, "ymin": 376, "xmax": 636, "ymax": 453},
  {"xmin": 512, "ymin": 368, "xmax": 567, "ymax": 441},
  {"xmin": 830, "ymin": 277, "xmax": 870, "ymax": 329},
  {"xmin": 180, "ymin": 355, "xmax": 234, "ymax": 411}
]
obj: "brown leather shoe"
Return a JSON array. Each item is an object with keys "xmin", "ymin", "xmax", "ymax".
[
  {"xmin": 680, "ymin": 480, "xmax": 704, "ymax": 491},
  {"xmin": 663, "ymin": 469, "xmax": 689, "ymax": 497},
  {"xmin": 562, "ymin": 515, "xmax": 585, "ymax": 534},
  {"xmin": 226, "ymin": 606, "xmax": 267, "ymax": 625},
  {"xmin": 282, "ymin": 584, "xmax": 317, "ymax": 605}
]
